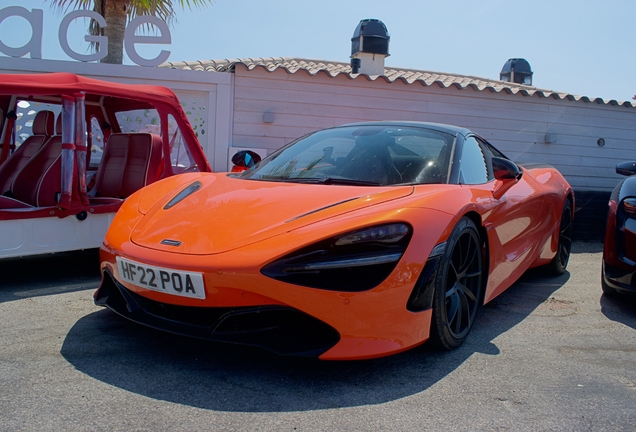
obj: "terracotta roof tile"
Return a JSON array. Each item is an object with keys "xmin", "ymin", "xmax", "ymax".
[{"xmin": 163, "ymin": 57, "xmax": 635, "ymax": 108}]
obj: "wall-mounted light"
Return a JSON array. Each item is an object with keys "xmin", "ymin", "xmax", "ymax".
[
  {"xmin": 545, "ymin": 133, "xmax": 557, "ymax": 144},
  {"xmin": 263, "ymin": 111, "xmax": 275, "ymax": 123},
  {"xmin": 597, "ymin": 138, "xmax": 605, "ymax": 147}
]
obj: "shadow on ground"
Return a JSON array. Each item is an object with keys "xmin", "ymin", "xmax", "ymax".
[
  {"xmin": 600, "ymin": 292, "xmax": 636, "ymax": 329},
  {"xmin": 60, "ymin": 269, "xmax": 570, "ymax": 412},
  {"xmin": 0, "ymin": 249, "xmax": 101, "ymax": 304}
]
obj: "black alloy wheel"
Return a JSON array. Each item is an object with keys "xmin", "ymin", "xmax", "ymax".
[
  {"xmin": 547, "ymin": 199, "xmax": 573, "ymax": 275},
  {"xmin": 431, "ymin": 217, "xmax": 484, "ymax": 350}
]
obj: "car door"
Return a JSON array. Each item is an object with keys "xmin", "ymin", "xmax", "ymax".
[{"xmin": 458, "ymin": 135, "xmax": 547, "ymax": 302}]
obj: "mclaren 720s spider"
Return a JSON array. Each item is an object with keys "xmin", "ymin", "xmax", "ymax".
[{"xmin": 95, "ymin": 121, "xmax": 574, "ymax": 360}]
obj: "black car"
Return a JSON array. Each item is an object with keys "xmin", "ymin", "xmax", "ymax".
[{"xmin": 602, "ymin": 161, "xmax": 636, "ymax": 296}]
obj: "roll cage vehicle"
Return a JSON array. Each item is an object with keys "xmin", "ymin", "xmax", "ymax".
[{"xmin": 0, "ymin": 72, "xmax": 211, "ymax": 259}]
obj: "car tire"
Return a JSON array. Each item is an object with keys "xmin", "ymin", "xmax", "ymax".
[
  {"xmin": 430, "ymin": 217, "xmax": 484, "ymax": 350},
  {"xmin": 546, "ymin": 199, "xmax": 573, "ymax": 275}
]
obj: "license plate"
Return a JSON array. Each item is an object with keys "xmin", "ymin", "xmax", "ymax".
[{"xmin": 116, "ymin": 257, "xmax": 206, "ymax": 300}]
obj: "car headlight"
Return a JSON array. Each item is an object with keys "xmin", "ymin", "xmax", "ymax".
[{"xmin": 261, "ymin": 223, "xmax": 412, "ymax": 291}]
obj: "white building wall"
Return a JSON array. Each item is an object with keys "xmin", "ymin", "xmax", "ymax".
[{"xmin": 231, "ymin": 66, "xmax": 636, "ymax": 192}]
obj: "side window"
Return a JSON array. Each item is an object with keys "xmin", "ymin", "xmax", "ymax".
[
  {"xmin": 114, "ymin": 108, "xmax": 160, "ymax": 134},
  {"xmin": 168, "ymin": 114, "xmax": 198, "ymax": 173},
  {"xmin": 477, "ymin": 138, "xmax": 499, "ymax": 180},
  {"xmin": 459, "ymin": 137, "xmax": 489, "ymax": 184},
  {"xmin": 483, "ymin": 140, "xmax": 506, "ymax": 159},
  {"xmin": 89, "ymin": 117, "xmax": 105, "ymax": 168}
]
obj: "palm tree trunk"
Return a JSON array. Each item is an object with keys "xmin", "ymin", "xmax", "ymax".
[{"xmin": 100, "ymin": 0, "xmax": 129, "ymax": 64}]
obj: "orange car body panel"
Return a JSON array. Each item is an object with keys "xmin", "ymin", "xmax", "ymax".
[{"xmin": 99, "ymin": 161, "xmax": 572, "ymax": 360}]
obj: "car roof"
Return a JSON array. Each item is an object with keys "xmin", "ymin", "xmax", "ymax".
[
  {"xmin": 338, "ymin": 121, "xmax": 470, "ymax": 137},
  {"xmin": 0, "ymin": 72, "xmax": 182, "ymax": 109}
]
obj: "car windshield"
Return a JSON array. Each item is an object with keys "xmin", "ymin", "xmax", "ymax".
[{"xmin": 241, "ymin": 125, "xmax": 455, "ymax": 186}]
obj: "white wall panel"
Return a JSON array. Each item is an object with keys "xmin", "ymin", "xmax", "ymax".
[{"xmin": 231, "ymin": 67, "xmax": 636, "ymax": 191}]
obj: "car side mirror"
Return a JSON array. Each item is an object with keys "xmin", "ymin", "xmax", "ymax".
[
  {"xmin": 616, "ymin": 161, "xmax": 636, "ymax": 177},
  {"xmin": 492, "ymin": 157, "xmax": 522, "ymax": 181},
  {"xmin": 231, "ymin": 150, "xmax": 262, "ymax": 172},
  {"xmin": 492, "ymin": 157, "xmax": 522, "ymax": 200}
]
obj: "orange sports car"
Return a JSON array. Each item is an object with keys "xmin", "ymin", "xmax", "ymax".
[{"xmin": 95, "ymin": 121, "xmax": 574, "ymax": 360}]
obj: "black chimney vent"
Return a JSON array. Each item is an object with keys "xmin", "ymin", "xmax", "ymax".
[
  {"xmin": 500, "ymin": 58, "xmax": 533, "ymax": 85},
  {"xmin": 350, "ymin": 58, "xmax": 361, "ymax": 74},
  {"xmin": 351, "ymin": 19, "xmax": 390, "ymax": 57}
]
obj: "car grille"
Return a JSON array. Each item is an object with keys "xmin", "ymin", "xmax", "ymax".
[{"xmin": 95, "ymin": 270, "xmax": 340, "ymax": 357}]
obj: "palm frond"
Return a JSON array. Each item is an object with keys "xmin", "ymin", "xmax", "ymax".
[
  {"xmin": 46, "ymin": 0, "xmax": 216, "ymax": 50},
  {"xmin": 135, "ymin": 0, "xmax": 216, "ymax": 11},
  {"xmin": 129, "ymin": 1, "xmax": 177, "ymax": 26},
  {"xmin": 45, "ymin": 0, "xmax": 93, "ymax": 15},
  {"xmin": 176, "ymin": 0, "xmax": 216, "ymax": 10}
]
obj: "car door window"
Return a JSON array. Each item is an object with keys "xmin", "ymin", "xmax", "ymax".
[
  {"xmin": 483, "ymin": 141, "xmax": 506, "ymax": 159},
  {"xmin": 114, "ymin": 108, "xmax": 160, "ymax": 134},
  {"xmin": 167, "ymin": 114, "xmax": 199, "ymax": 173},
  {"xmin": 459, "ymin": 136, "xmax": 489, "ymax": 184}
]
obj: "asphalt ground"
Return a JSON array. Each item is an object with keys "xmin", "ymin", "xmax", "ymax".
[{"xmin": 1, "ymin": 243, "xmax": 635, "ymax": 431}]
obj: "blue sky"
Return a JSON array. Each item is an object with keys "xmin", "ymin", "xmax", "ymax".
[{"xmin": 1, "ymin": 0, "xmax": 634, "ymax": 102}]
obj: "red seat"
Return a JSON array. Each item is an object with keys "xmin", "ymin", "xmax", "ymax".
[
  {"xmin": 11, "ymin": 120, "xmax": 64, "ymax": 207},
  {"xmin": 3, "ymin": 114, "xmax": 64, "ymax": 208},
  {"xmin": 92, "ymin": 133, "xmax": 162, "ymax": 200},
  {"xmin": 0, "ymin": 110, "xmax": 55, "ymax": 194}
]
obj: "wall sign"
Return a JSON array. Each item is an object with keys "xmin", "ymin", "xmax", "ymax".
[{"xmin": 0, "ymin": 6, "xmax": 171, "ymax": 67}]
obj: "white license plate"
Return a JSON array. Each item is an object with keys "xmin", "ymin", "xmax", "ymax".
[{"xmin": 116, "ymin": 257, "xmax": 205, "ymax": 300}]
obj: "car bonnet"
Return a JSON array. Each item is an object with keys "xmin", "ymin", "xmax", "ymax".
[{"xmin": 129, "ymin": 174, "xmax": 414, "ymax": 255}]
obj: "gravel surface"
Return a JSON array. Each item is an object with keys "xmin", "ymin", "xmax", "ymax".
[{"xmin": 1, "ymin": 243, "xmax": 635, "ymax": 431}]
